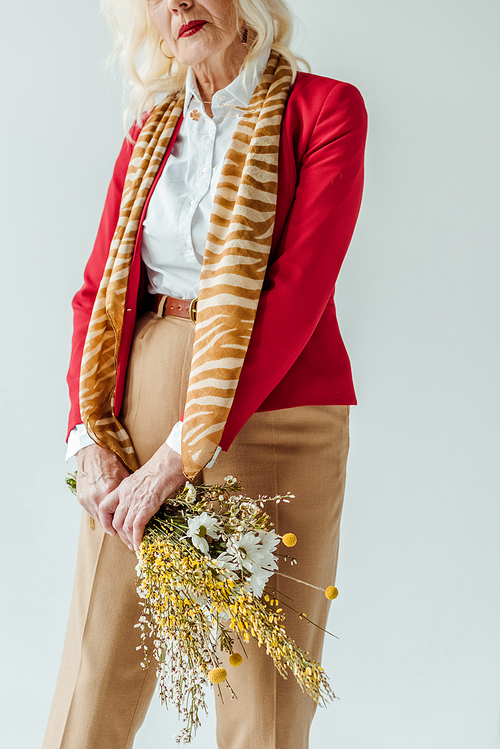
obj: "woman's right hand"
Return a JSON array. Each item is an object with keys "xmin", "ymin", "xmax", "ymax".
[{"xmin": 76, "ymin": 444, "xmax": 131, "ymax": 529}]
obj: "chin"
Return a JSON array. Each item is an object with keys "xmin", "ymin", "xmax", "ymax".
[{"xmin": 177, "ymin": 45, "xmax": 217, "ymax": 67}]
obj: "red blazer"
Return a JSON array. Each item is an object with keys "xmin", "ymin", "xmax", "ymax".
[{"xmin": 67, "ymin": 72, "xmax": 367, "ymax": 452}]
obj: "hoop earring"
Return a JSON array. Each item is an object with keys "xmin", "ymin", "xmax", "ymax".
[
  {"xmin": 241, "ymin": 27, "xmax": 248, "ymax": 44},
  {"xmin": 160, "ymin": 39, "xmax": 175, "ymax": 59}
]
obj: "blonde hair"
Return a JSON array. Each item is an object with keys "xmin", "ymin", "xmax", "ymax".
[{"xmin": 100, "ymin": 0, "xmax": 309, "ymax": 133}]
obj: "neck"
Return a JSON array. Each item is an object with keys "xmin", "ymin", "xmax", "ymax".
[{"xmin": 192, "ymin": 40, "xmax": 250, "ymax": 106}]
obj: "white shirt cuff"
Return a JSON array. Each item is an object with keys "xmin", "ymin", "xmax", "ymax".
[
  {"xmin": 66, "ymin": 424, "xmax": 95, "ymax": 462},
  {"xmin": 165, "ymin": 420, "xmax": 183, "ymax": 454},
  {"xmin": 166, "ymin": 420, "xmax": 221, "ymax": 468},
  {"xmin": 67, "ymin": 420, "xmax": 222, "ymax": 468}
]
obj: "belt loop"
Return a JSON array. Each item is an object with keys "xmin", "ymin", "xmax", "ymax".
[{"xmin": 156, "ymin": 294, "xmax": 168, "ymax": 318}]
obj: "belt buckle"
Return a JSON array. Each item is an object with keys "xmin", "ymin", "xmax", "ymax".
[{"xmin": 189, "ymin": 297, "xmax": 198, "ymax": 323}]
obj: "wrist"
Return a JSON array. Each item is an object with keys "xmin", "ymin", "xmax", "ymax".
[{"xmin": 153, "ymin": 443, "xmax": 187, "ymax": 485}]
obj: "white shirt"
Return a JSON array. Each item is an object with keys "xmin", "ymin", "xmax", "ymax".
[{"xmin": 67, "ymin": 45, "xmax": 272, "ymax": 462}]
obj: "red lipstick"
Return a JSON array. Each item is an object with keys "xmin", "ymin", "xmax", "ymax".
[{"xmin": 178, "ymin": 20, "xmax": 207, "ymax": 39}]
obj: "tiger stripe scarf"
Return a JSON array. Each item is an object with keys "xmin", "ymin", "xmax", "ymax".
[{"xmin": 79, "ymin": 50, "xmax": 293, "ymax": 480}]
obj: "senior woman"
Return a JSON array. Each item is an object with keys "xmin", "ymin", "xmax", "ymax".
[{"xmin": 43, "ymin": 0, "xmax": 367, "ymax": 747}]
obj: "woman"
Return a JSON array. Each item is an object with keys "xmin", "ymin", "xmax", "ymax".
[{"xmin": 44, "ymin": 0, "xmax": 367, "ymax": 747}]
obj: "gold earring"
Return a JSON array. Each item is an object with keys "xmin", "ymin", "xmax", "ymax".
[{"xmin": 160, "ymin": 39, "xmax": 175, "ymax": 59}]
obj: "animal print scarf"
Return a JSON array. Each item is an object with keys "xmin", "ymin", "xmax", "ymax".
[{"xmin": 79, "ymin": 50, "xmax": 293, "ymax": 479}]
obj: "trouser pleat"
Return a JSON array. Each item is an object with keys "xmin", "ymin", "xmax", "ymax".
[{"xmin": 43, "ymin": 312, "xmax": 348, "ymax": 749}]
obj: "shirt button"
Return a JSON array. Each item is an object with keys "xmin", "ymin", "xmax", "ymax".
[
  {"xmin": 219, "ymin": 94, "xmax": 226, "ymax": 102},
  {"xmin": 190, "ymin": 199, "xmax": 196, "ymax": 206},
  {"xmin": 202, "ymin": 167, "xmax": 208, "ymax": 174}
]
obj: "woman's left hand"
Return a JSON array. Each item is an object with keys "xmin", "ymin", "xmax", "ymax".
[{"xmin": 98, "ymin": 443, "xmax": 187, "ymax": 551}]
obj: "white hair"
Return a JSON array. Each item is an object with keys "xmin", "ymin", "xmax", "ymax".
[{"xmin": 100, "ymin": 0, "xmax": 309, "ymax": 135}]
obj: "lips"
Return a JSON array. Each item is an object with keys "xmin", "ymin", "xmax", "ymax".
[{"xmin": 178, "ymin": 20, "xmax": 207, "ymax": 38}]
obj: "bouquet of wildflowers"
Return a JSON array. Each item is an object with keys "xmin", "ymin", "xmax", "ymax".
[{"xmin": 134, "ymin": 476, "xmax": 338, "ymax": 744}]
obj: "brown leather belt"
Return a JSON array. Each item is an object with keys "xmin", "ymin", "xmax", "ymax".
[{"xmin": 149, "ymin": 294, "xmax": 198, "ymax": 323}]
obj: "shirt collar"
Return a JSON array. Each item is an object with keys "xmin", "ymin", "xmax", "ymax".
[{"xmin": 183, "ymin": 44, "xmax": 272, "ymax": 117}]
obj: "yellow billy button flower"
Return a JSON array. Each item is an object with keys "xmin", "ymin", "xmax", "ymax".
[
  {"xmin": 208, "ymin": 667, "xmax": 227, "ymax": 684},
  {"xmin": 325, "ymin": 586, "xmax": 339, "ymax": 600},
  {"xmin": 282, "ymin": 533, "xmax": 297, "ymax": 547},
  {"xmin": 229, "ymin": 653, "xmax": 243, "ymax": 667}
]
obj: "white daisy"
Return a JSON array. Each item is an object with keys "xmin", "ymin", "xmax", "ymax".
[
  {"xmin": 227, "ymin": 532, "xmax": 262, "ymax": 571},
  {"xmin": 214, "ymin": 552, "xmax": 239, "ymax": 573},
  {"xmin": 185, "ymin": 512, "xmax": 222, "ymax": 555},
  {"xmin": 245, "ymin": 565, "xmax": 274, "ymax": 597},
  {"xmin": 184, "ymin": 482, "xmax": 197, "ymax": 501},
  {"xmin": 257, "ymin": 530, "xmax": 280, "ymax": 556},
  {"xmin": 227, "ymin": 532, "xmax": 278, "ymax": 574}
]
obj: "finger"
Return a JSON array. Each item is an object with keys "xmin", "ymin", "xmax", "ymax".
[
  {"xmin": 86, "ymin": 506, "xmax": 99, "ymax": 528},
  {"xmin": 78, "ymin": 502, "xmax": 98, "ymax": 527},
  {"xmin": 121, "ymin": 508, "xmax": 137, "ymax": 550},
  {"xmin": 99, "ymin": 507, "xmax": 117, "ymax": 536},
  {"xmin": 98, "ymin": 490, "xmax": 120, "ymax": 536},
  {"xmin": 112, "ymin": 504, "xmax": 135, "ymax": 551},
  {"xmin": 75, "ymin": 491, "xmax": 100, "ymax": 527},
  {"xmin": 132, "ymin": 507, "xmax": 155, "ymax": 552}
]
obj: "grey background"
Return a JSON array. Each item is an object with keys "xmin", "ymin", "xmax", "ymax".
[{"xmin": 1, "ymin": 1, "xmax": 499, "ymax": 747}]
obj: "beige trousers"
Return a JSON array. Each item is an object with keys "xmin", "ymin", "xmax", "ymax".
[{"xmin": 43, "ymin": 312, "xmax": 349, "ymax": 749}]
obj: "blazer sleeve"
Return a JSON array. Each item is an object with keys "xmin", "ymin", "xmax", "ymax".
[
  {"xmin": 66, "ymin": 126, "xmax": 140, "ymax": 440},
  {"xmin": 219, "ymin": 81, "xmax": 368, "ymax": 451}
]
